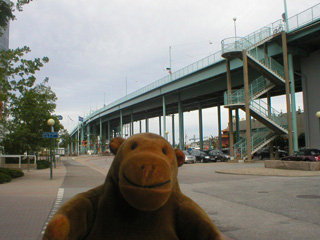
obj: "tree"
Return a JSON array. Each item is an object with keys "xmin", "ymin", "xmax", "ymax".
[
  {"xmin": 59, "ymin": 129, "xmax": 73, "ymax": 151},
  {"xmin": 0, "ymin": 1, "xmax": 33, "ymax": 32},
  {"xmin": 0, "ymin": 0, "xmax": 60, "ymax": 154},
  {"xmin": 1, "ymin": 77, "xmax": 61, "ymax": 154}
]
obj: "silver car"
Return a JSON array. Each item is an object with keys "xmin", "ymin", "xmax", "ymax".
[{"xmin": 183, "ymin": 150, "xmax": 196, "ymax": 164}]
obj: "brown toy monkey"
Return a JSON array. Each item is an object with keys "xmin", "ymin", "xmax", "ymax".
[{"xmin": 43, "ymin": 133, "xmax": 222, "ymax": 239}]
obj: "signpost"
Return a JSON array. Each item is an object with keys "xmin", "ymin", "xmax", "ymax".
[
  {"xmin": 43, "ymin": 132, "xmax": 59, "ymax": 138},
  {"xmin": 43, "ymin": 120, "xmax": 58, "ymax": 179}
]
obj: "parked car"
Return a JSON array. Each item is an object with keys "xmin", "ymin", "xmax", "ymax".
[
  {"xmin": 221, "ymin": 148, "xmax": 230, "ymax": 156},
  {"xmin": 189, "ymin": 149, "xmax": 216, "ymax": 163},
  {"xmin": 182, "ymin": 150, "xmax": 196, "ymax": 164},
  {"xmin": 281, "ymin": 149, "xmax": 320, "ymax": 161},
  {"xmin": 207, "ymin": 149, "xmax": 230, "ymax": 162},
  {"xmin": 256, "ymin": 147, "xmax": 287, "ymax": 160}
]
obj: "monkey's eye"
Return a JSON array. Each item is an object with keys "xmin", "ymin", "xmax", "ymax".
[
  {"xmin": 162, "ymin": 148, "xmax": 167, "ymax": 155},
  {"xmin": 131, "ymin": 142, "xmax": 137, "ymax": 150}
]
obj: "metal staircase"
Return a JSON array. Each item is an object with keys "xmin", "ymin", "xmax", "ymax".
[
  {"xmin": 234, "ymin": 128, "xmax": 277, "ymax": 159},
  {"xmin": 222, "ymin": 27, "xmax": 288, "ymax": 158}
]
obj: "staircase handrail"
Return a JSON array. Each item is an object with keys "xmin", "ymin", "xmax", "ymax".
[
  {"xmin": 244, "ymin": 27, "xmax": 272, "ymax": 47},
  {"xmin": 224, "ymin": 76, "xmax": 272, "ymax": 105},
  {"xmin": 234, "ymin": 128, "xmax": 274, "ymax": 158},
  {"xmin": 247, "ymin": 51, "xmax": 285, "ymax": 79},
  {"xmin": 224, "ymin": 89, "xmax": 245, "ymax": 105},
  {"xmin": 221, "ymin": 37, "xmax": 253, "ymax": 55},
  {"xmin": 250, "ymin": 99, "xmax": 288, "ymax": 129}
]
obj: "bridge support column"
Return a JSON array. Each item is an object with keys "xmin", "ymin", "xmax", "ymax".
[
  {"xmin": 282, "ymin": 32, "xmax": 294, "ymax": 155},
  {"xmin": 159, "ymin": 116, "xmax": 162, "ymax": 136},
  {"xmin": 289, "ymin": 53, "xmax": 298, "ymax": 151},
  {"xmin": 145, "ymin": 116, "xmax": 149, "ymax": 132},
  {"xmin": 120, "ymin": 110, "xmax": 123, "ymax": 138},
  {"xmin": 77, "ymin": 126, "xmax": 80, "ymax": 155},
  {"xmin": 107, "ymin": 120, "xmax": 111, "ymax": 143},
  {"xmin": 198, "ymin": 103, "xmax": 203, "ymax": 151},
  {"xmin": 163, "ymin": 96, "xmax": 167, "ymax": 140},
  {"xmin": 80, "ymin": 125, "xmax": 85, "ymax": 154},
  {"xmin": 243, "ymin": 50, "xmax": 252, "ymax": 161},
  {"xmin": 139, "ymin": 121, "xmax": 142, "ymax": 133},
  {"xmin": 172, "ymin": 114, "xmax": 175, "ymax": 147},
  {"xmin": 235, "ymin": 109, "xmax": 240, "ymax": 143},
  {"xmin": 100, "ymin": 119, "xmax": 102, "ymax": 150},
  {"xmin": 218, "ymin": 105, "xmax": 222, "ymax": 150},
  {"xmin": 226, "ymin": 59, "xmax": 235, "ymax": 159},
  {"xmin": 71, "ymin": 141, "xmax": 74, "ymax": 155},
  {"xmin": 131, "ymin": 112, "xmax": 134, "ymax": 136},
  {"xmin": 267, "ymin": 93, "xmax": 275, "ymax": 159},
  {"xmin": 178, "ymin": 99, "xmax": 184, "ymax": 150},
  {"xmin": 87, "ymin": 125, "xmax": 91, "ymax": 152}
]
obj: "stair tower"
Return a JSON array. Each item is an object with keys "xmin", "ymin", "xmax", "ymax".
[{"xmin": 221, "ymin": 25, "xmax": 294, "ymax": 161}]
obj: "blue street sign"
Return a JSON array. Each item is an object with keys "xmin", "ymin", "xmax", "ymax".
[
  {"xmin": 43, "ymin": 132, "xmax": 59, "ymax": 138},
  {"xmin": 57, "ymin": 115, "xmax": 63, "ymax": 120}
]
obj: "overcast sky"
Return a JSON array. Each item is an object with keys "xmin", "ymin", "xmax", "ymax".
[{"xmin": 9, "ymin": 0, "xmax": 318, "ymax": 143}]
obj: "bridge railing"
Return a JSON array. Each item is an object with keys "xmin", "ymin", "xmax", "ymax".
[
  {"xmin": 287, "ymin": 3, "xmax": 320, "ymax": 31},
  {"xmin": 83, "ymin": 50, "xmax": 224, "ymax": 123}
]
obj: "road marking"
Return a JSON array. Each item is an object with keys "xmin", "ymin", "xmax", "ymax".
[{"xmin": 40, "ymin": 188, "xmax": 64, "ymax": 235}]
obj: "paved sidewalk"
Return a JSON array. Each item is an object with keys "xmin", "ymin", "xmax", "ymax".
[
  {"xmin": 216, "ymin": 161, "xmax": 320, "ymax": 176},
  {"xmin": 0, "ymin": 161, "xmax": 66, "ymax": 240}
]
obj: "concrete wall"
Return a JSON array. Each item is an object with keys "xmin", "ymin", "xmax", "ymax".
[{"xmin": 301, "ymin": 50, "xmax": 320, "ymax": 149}]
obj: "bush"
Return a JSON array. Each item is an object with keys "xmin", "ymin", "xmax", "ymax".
[
  {"xmin": 37, "ymin": 160, "xmax": 50, "ymax": 169},
  {"xmin": 9, "ymin": 169, "xmax": 24, "ymax": 178},
  {"xmin": 0, "ymin": 172, "xmax": 12, "ymax": 183},
  {"xmin": 0, "ymin": 168, "xmax": 11, "ymax": 175},
  {"xmin": 0, "ymin": 168, "xmax": 25, "ymax": 184}
]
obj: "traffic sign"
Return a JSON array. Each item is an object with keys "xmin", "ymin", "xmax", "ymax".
[{"xmin": 43, "ymin": 132, "xmax": 59, "ymax": 138}]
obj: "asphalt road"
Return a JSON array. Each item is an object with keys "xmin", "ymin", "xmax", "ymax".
[{"xmin": 47, "ymin": 157, "xmax": 320, "ymax": 240}]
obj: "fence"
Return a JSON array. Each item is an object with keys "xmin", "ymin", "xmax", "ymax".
[{"xmin": 0, "ymin": 155, "xmax": 37, "ymax": 171}]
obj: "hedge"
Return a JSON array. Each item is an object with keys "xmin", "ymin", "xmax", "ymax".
[
  {"xmin": 0, "ymin": 168, "xmax": 24, "ymax": 184},
  {"xmin": 37, "ymin": 160, "xmax": 50, "ymax": 170}
]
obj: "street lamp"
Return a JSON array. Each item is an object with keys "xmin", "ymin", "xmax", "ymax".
[
  {"xmin": 47, "ymin": 118, "xmax": 55, "ymax": 179},
  {"xmin": 233, "ymin": 17, "xmax": 237, "ymax": 39},
  {"xmin": 165, "ymin": 130, "xmax": 169, "ymax": 141}
]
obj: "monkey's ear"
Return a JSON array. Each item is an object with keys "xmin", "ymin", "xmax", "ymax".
[
  {"xmin": 174, "ymin": 149, "xmax": 185, "ymax": 167},
  {"xmin": 110, "ymin": 137, "xmax": 125, "ymax": 155}
]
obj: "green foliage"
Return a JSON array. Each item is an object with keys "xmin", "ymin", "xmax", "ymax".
[
  {"xmin": 59, "ymin": 129, "xmax": 73, "ymax": 149},
  {"xmin": 37, "ymin": 160, "xmax": 50, "ymax": 169},
  {"xmin": 8, "ymin": 168, "xmax": 24, "ymax": 178},
  {"xmin": 0, "ymin": 1, "xmax": 33, "ymax": 34},
  {"xmin": 0, "ymin": 167, "xmax": 24, "ymax": 184},
  {"xmin": 0, "ymin": 1, "xmax": 14, "ymax": 33},
  {"xmin": 0, "ymin": 172, "xmax": 12, "ymax": 183},
  {"xmin": 0, "ymin": 1, "xmax": 62, "ymax": 155}
]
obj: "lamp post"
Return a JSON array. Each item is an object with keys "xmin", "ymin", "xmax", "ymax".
[
  {"xmin": 47, "ymin": 118, "xmax": 55, "ymax": 179},
  {"xmin": 233, "ymin": 17, "xmax": 237, "ymax": 38}
]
